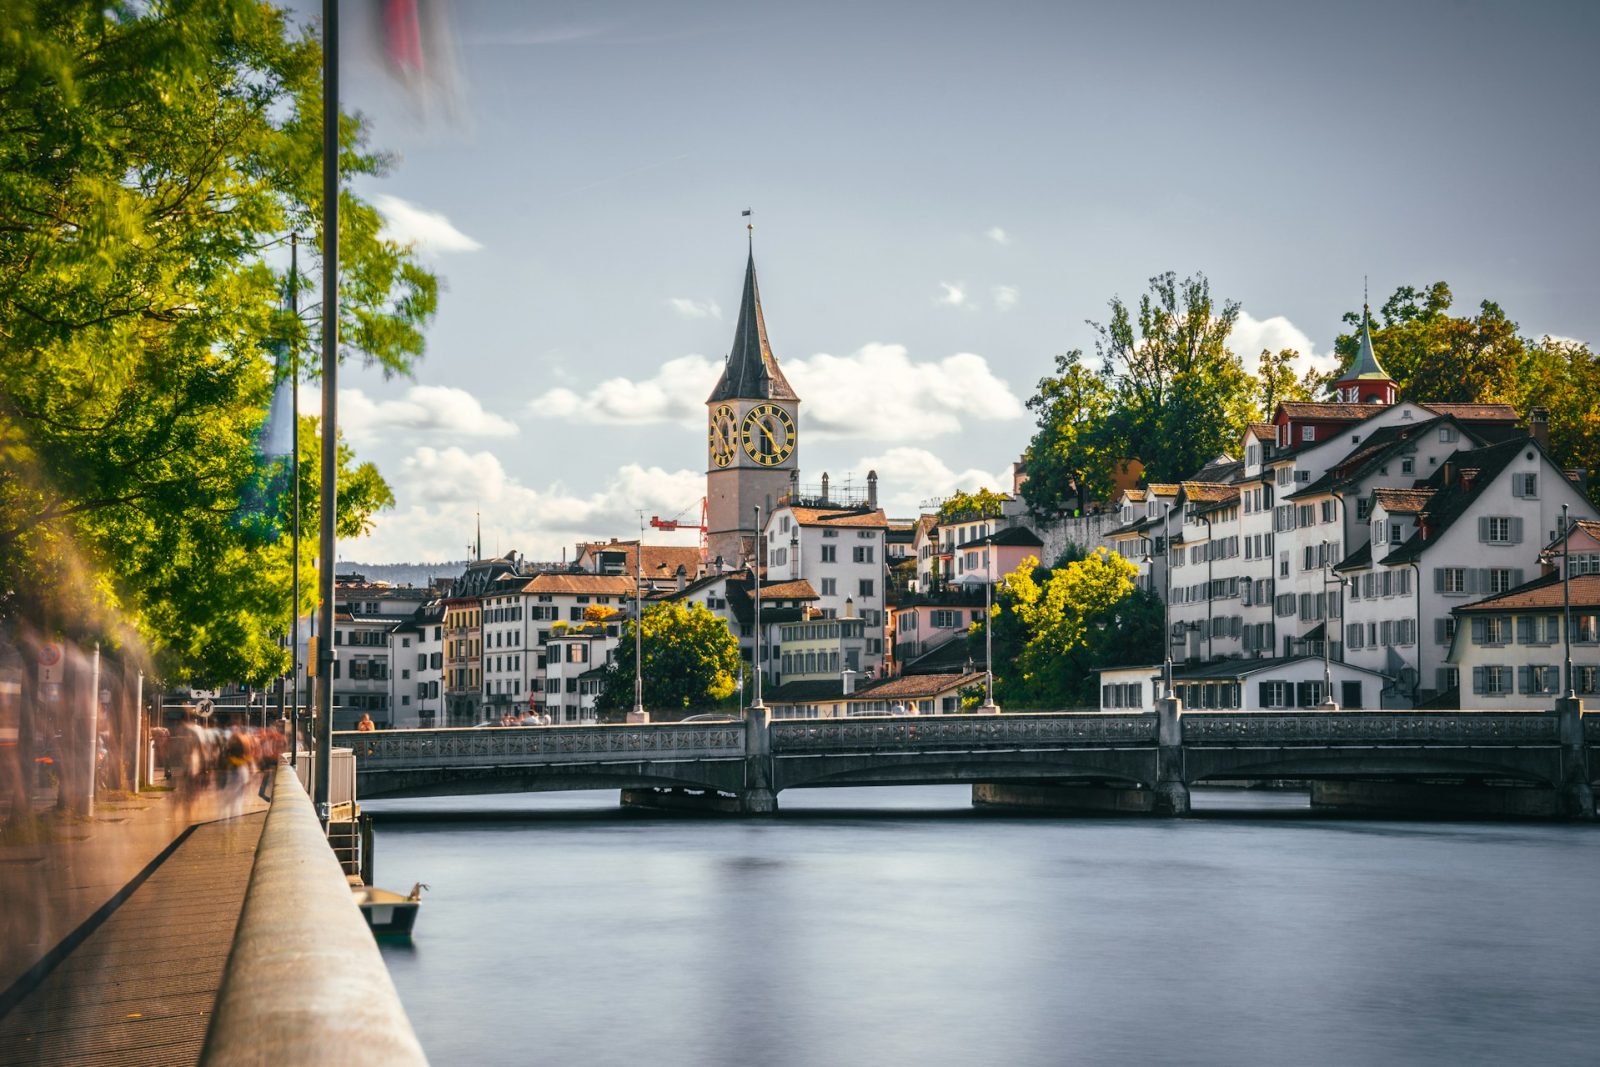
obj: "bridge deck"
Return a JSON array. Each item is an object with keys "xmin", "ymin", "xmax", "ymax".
[{"xmin": 0, "ymin": 812, "xmax": 265, "ymax": 1067}]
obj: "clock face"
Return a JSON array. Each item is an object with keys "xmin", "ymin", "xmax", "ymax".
[
  {"xmin": 708, "ymin": 404, "xmax": 737, "ymax": 468},
  {"xmin": 740, "ymin": 403, "xmax": 797, "ymax": 466}
]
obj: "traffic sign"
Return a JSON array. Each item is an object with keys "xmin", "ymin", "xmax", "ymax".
[{"xmin": 38, "ymin": 642, "xmax": 63, "ymax": 684}]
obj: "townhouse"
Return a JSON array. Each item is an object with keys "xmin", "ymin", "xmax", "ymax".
[
  {"xmin": 761, "ymin": 503, "xmax": 889, "ymax": 675},
  {"xmin": 387, "ymin": 597, "xmax": 445, "ymax": 728}
]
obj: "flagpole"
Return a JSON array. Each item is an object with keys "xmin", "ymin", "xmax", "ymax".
[
  {"xmin": 290, "ymin": 233, "xmax": 301, "ymax": 766},
  {"xmin": 315, "ymin": 0, "xmax": 339, "ymax": 824}
]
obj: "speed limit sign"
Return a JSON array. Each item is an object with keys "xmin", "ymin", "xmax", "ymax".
[{"xmin": 37, "ymin": 642, "xmax": 63, "ymax": 685}]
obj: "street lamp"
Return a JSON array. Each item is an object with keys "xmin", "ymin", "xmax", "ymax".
[
  {"xmin": 1562, "ymin": 502, "xmax": 1574, "ymax": 698},
  {"xmin": 978, "ymin": 536, "xmax": 1000, "ymax": 712},
  {"xmin": 1143, "ymin": 533, "xmax": 1176, "ymax": 700},
  {"xmin": 629, "ymin": 512, "xmax": 648, "ymax": 723},
  {"xmin": 1320, "ymin": 540, "xmax": 1345, "ymax": 711}
]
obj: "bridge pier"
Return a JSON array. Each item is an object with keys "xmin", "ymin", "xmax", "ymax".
[
  {"xmin": 1154, "ymin": 697, "xmax": 1190, "ymax": 816},
  {"xmin": 1309, "ymin": 780, "xmax": 1564, "ymax": 818},
  {"xmin": 972, "ymin": 782, "xmax": 1155, "ymax": 814},
  {"xmin": 620, "ymin": 787, "xmax": 746, "ymax": 814},
  {"xmin": 1554, "ymin": 697, "xmax": 1596, "ymax": 820},
  {"xmin": 741, "ymin": 705, "xmax": 779, "ymax": 815}
]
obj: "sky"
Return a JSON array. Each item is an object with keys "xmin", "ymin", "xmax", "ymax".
[{"xmin": 292, "ymin": 0, "xmax": 1600, "ymax": 565}]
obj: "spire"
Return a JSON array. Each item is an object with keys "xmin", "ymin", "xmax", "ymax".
[
  {"xmin": 475, "ymin": 511, "xmax": 482, "ymax": 560},
  {"xmin": 1346, "ymin": 302, "xmax": 1390, "ymax": 381},
  {"xmin": 707, "ymin": 247, "xmax": 798, "ymax": 403}
]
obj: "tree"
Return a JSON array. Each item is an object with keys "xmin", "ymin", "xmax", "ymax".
[
  {"xmin": 939, "ymin": 488, "xmax": 1010, "ymax": 523},
  {"xmin": 0, "ymin": 1, "xmax": 437, "ymax": 681},
  {"xmin": 1521, "ymin": 335, "xmax": 1600, "ymax": 502},
  {"xmin": 1334, "ymin": 283, "xmax": 1525, "ymax": 405},
  {"xmin": 596, "ymin": 602, "xmax": 741, "ymax": 719},
  {"xmin": 970, "ymin": 549, "xmax": 1162, "ymax": 708},
  {"xmin": 1256, "ymin": 348, "xmax": 1315, "ymax": 414},
  {"xmin": 1019, "ymin": 350, "xmax": 1119, "ymax": 517},
  {"xmin": 1092, "ymin": 272, "xmax": 1258, "ymax": 484}
]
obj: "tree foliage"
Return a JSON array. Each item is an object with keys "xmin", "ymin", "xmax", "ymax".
[
  {"xmin": 1255, "ymin": 348, "xmax": 1316, "ymax": 414},
  {"xmin": 596, "ymin": 602, "xmax": 742, "ymax": 718},
  {"xmin": 1019, "ymin": 350, "xmax": 1119, "ymax": 516},
  {"xmin": 970, "ymin": 548, "xmax": 1162, "ymax": 708},
  {"xmin": 0, "ymin": 0, "xmax": 437, "ymax": 682},
  {"xmin": 938, "ymin": 487, "xmax": 1010, "ymax": 523}
]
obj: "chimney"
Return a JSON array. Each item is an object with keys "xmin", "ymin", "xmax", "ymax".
[
  {"xmin": 820, "ymin": 472, "xmax": 830, "ymax": 505},
  {"xmin": 1441, "ymin": 461, "xmax": 1453, "ymax": 489},
  {"xmin": 675, "ymin": 564, "xmax": 686, "ymax": 592},
  {"xmin": 867, "ymin": 469, "xmax": 878, "ymax": 509},
  {"xmin": 790, "ymin": 529, "xmax": 801, "ymax": 580},
  {"xmin": 841, "ymin": 668, "xmax": 856, "ymax": 696},
  {"xmin": 1529, "ymin": 407, "xmax": 1551, "ymax": 449},
  {"xmin": 788, "ymin": 469, "xmax": 799, "ymax": 502}
]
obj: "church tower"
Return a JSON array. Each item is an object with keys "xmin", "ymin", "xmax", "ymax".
[
  {"xmin": 705, "ymin": 246, "xmax": 800, "ymax": 567},
  {"xmin": 1333, "ymin": 303, "xmax": 1397, "ymax": 405}
]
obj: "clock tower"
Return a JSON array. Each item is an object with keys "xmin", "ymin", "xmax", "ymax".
[{"xmin": 705, "ymin": 247, "xmax": 800, "ymax": 567}]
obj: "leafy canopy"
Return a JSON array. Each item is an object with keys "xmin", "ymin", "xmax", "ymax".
[
  {"xmin": 596, "ymin": 602, "xmax": 742, "ymax": 718},
  {"xmin": 0, "ymin": 0, "xmax": 437, "ymax": 682}
]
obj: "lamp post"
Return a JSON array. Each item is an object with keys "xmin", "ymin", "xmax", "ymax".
[
  {"xmin": 1562, "ymin": 502, "xmax": 1574, "ymax": 698},
  {"xmin": 978, "ymin": 536, "xmax": 1001, "ymax": 713},
  {"xmin": 629, "ymin": 513, "xmax": 648, "ymax": 723},
  {"xmin": 1320, "ymin": 540, "xmax": 1342, "ymax": 711},
  {"xmin": 751, "ymin": 505, "xmax": 766, "ymax": 712}
]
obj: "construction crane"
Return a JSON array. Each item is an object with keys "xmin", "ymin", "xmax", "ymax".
[{"xmin": 650, "ymin": 497, "xmax": 709, "ymax": 562}]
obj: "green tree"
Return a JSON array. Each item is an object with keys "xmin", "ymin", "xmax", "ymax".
[
  {"xmin": 938, "ymin": 487, "xmax": 1010, "ymax": 523},
  {"xmin": 970, "ymin": 548, "xmax": 1162, "ymax": 708},
  {"xmin": 1091, "ymin": 272, "xmax": 1257, "ymax": 484},
  {"xmin": 1335, "ymin": 283, "xmax": 1526, "ymax": 405},
  {"xmin": 1018, "ymin": 350, "xmax": 1119, "ymax": 516},
  {"xmin": 1521, "ymin": 335, "xmax": 1600, "ymax": 502},
  {"xmin": 1256, "ymin": 348, "xmax": 1315, "ymax": 414},
  {"xmin": 0, "ymin": 1, "xmax": 436, "ymax": 681},
  {"xmin": 596, "ymin": 602, "xmax": 742, "ymax": 719}
]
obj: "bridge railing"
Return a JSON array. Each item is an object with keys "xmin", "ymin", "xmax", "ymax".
[
  {"xmin": 336, "ymin": 722, "xmax": 746, "ymax": 766},
  {"xmin": 771, "ymin": 711, "xmax": 1156, "ymax": 754},
  {"xmin": 1180, "ymin": 709, "xmax": 1560, "ymax": 745}
]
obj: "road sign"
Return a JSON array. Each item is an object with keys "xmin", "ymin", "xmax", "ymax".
[{"xmin": 38, "ymin": 642, "xmax": 63, "ymax": 685}]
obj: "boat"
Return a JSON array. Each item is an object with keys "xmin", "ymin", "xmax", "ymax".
[{"xmin": 352, "ymin": 881, "xmax": 426, "ymax": 938}]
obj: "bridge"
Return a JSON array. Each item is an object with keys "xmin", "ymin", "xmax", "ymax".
[{"xmin": 341, "ymin": 699, "xmax": 1599, "ymax": 819}]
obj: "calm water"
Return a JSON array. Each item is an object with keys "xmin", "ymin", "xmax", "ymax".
[{"xmin": 369, "ymin": 787, "xmax": 1600, "ymax": 1067}]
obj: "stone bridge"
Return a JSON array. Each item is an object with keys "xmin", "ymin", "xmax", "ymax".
[{"xmin": 341, "ymin": 699, "xmax": 1598, "ymax": 819}]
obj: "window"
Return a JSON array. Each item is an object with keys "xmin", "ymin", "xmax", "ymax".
[
  {"xmin": 931, "ymin": 609, "xmax": 960, "ymax": 628},
  {"xmin": 858, "ymin": 579, "xmax": 875, "ymax": 598},
  {"xmin": 1298, "ymin": 504, "xmax": 1316, "ymax": 527},
  {"xmin": 1441, "ymin": 568, "xmax": 1466, "ymax": 594},
  {"xmin": 1513, "ymin": 472, "xmax": 1538, "ymax": 498},
  {"xmin": 1571, "ymin": 553, "xmax": 1600, "ymax": 576},
  {"xmin": 1475, "ymin": 665, "xmax": 1513, "ymax": 695},
  {"xmin": 821, "ymin": 545, "xmax": 836, "ymax": 563},
  {"xmin": 1439, "ymin": 426, "xmax": 1457, "ymax": 442},
  {"xmin": 1488, "ymin": 568, "xmax": 1514, "ymax": 594},
  {"xmin": 1258, "ymin": 681, "xmax": 1292, "ymax": 708},
  {"xmin": 852, "ymin": 544, "xmax": 875, "ymax": 564},
  {"xmin": 821, "ymin": 578, "xmax": 837, "ymax": 596},
  {"xmin": 1301, "ymin": 425, "xmax": 1315, "ymax": 442},
  {"xmin": 1480, "ymin": 516, "xmax": 1520, "ymax": 544},
  {"xmin": 1401, "ymin": 457, "xmax": 1414, "ymax": 475},
  {"xmin": 1321, "ymin": 500, "xmax": 1336, "ymax": 523},
  {"xmin": 1390, "ymin": 521, "xmax": 1403, "ymax": 544}
]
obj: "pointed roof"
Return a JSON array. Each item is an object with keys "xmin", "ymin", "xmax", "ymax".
[
  {"xmin": 707, "ymin": 250, "xmax": 798, "ymax": 403},
  {"xmin": 1340, "ymin": 305, "xmax": 1391, "ymax": 383}
]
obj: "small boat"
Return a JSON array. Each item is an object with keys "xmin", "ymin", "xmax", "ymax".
[{"xmin": 352, "ymin": 881, "xmax": 426, "ymax": 938}]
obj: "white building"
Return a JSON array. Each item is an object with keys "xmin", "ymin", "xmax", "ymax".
[
  {"xmin": 763, "ymin": 503, "xmax": 889, "ymax": 674},
  {"xmin": 1098, "ymin": 655, "xmax": 1390, "ymax": 713},
  {"xmin": 387, "ymin": 598, "xmax": 444, "ymax": 728},
  {"xmin": 543, "ymin": 630, "xmax": 617, "ymax": 723}
]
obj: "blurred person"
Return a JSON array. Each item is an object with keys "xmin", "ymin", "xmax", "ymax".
[{"xmin": 355, "ymin": 713, "xmax": 376, "ymax": 732}]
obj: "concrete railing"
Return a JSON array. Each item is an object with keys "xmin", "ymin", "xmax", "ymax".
[{"xmin": 200, "ymin": 765, "xmax": 428, "ymax": 1066}]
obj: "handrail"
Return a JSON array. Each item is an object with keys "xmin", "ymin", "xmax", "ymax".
[{"xmin": 200, "ymin": 765, "xmax": 428, "ymax": 1066}]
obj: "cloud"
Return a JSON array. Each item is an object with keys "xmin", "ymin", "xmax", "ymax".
[
  {"xmin": 850, "ymin": 447, "xmax": 1015, "ymax": 516},
  {"xmin": 665, "ymin": 297, "xmax": 722, "ymax": 320},
  {"xmin": 348, "ymin": 447, "xmax": 704, "ymax": 562},
  {"xmin": 937, "ymin": 282, "xmax": 969, "ymax": 308},
  {"xmin": 529, "ymin": 344, "xmax": 1026, "ymax": 440},
  {"xmin": 310, "ymin": 385, "xmax": 518, "ymax": 445},
  {"xmin": 1229, "ymin": 310, "xmax": 1340, "ymax": 378},
  {"xmin": 373, "ymin": 194, "xmax": 483, "ymax": 253},
  {"xmin": 986, "ymin": 227, "xmax": 1011, "ymax": 245},
  {"xmin": 992, "ymin": 285, "xmax": 1019, "ymax": 312},
  {"xmin": 530, "ymin": 354, "xmax": 717, "ymax": 426}
]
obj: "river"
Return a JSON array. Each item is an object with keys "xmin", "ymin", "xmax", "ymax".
[{"xmin": 368, "ymin": 786, "xmax": 1599, "ymax": 1066}]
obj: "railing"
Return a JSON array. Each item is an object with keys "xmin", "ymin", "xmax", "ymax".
[
  {"xmin": 292, "ymin": 747, "xmax": 357, "ymax": 815},
  {"xmin": 772, "ymin": 712, "xmax": 1155, "ymax": 754},
  {"xmin": 338, "ymin": 723, "xmax": 745, "ymax": 766},
  {"xmin": 1182, "ymin": 710, "xmax": 1559, "ymax": 744},
  {"xmin": 200, "ymin": 767, "xmax": 427, "ymax": 1066}
]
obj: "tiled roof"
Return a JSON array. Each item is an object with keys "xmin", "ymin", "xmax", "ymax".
[
  {"xmin": 1276, "ymin": 401, "xmax": 1384, "ymax": 421},
  {"xmin": 755, "ymin": 579, "xmax": 820, "ymax": 600},
  {"xmin": 1371, "ymin": 487, "xmax": 1434, "ymax": 514},
  {"xmin": 1147, "ymin": 483, "xmax": 1180, "ymax": 497},
  {"xmin": 1420, "ymin": 402, "xmax": 1520, "ymax": 422},
  {"xmin": 1286, "ymin": 417, "xmax": 1457, "ymax": 500},
  {"xmin": 1179, "ymin": 482, "xmax": 1240, "ymax": 505},
  {"xmin": 1246, "ymin": 422, "xmax": 1276, "ymax": 440},
  {"xmin": 520, "ymin": 574, "xmax": 638, "ymax": 596},
  {"xmin": 954, "ymin": 525, "xmax": 1044, "ymax": 551},
  {"xmin": 1124, "ymin": 489, "xmax": 1149, "ymax": 503},
  {"xmin": 1452, "ymin": 573, "xmax": 1600, "ymax": 613},
  {"xmin": 575, "ymin": 541, "xmax": 702, "ymax": 578},
  {"xmin": 786, "ymin": 505, "xmax": 888, "ymax": 529},
  {"xmin": 858, "ymin": 671, "xmax": 988, "ymax": 700}
]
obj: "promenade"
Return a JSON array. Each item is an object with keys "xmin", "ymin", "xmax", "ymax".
[{"xmin": 0, "ymin": 789, "xmax": 266, "ymax": 1066}]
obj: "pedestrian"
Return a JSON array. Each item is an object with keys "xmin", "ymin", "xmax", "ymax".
[{"xmin": 356, "ymin": 713, "xmax": 375, "ymax": 732}]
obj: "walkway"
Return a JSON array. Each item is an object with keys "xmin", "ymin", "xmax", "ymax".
[{"xmin": 0, "ymin": 787, "xmax": 267, "ymax": 1066}]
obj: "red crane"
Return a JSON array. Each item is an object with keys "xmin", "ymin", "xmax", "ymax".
[{"xmin": 649, "ymin": 497, "xmax": 709, "ymax": 562}]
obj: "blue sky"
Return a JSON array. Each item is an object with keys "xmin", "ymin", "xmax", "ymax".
[{"xmin": 300, "ymin": 0, "xmax": 1600, "ymax": 564}]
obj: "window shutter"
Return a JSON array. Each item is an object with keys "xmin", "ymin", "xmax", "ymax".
[
  {"xmin": 1258, "ymin": 682, "xmax": 1272, "ymax": 707},
  {"xmin": 1517, "ymin": 617, "xmax": 1532, "ymax": 644},
  {"xmin": 1433, "ymin": 568, "xmax": 1444, "ymax": 592},
  {"xmin": 1465, "ymin": 569, "xmax": 1480, "ymax": 594},
  {"xmin": 1510, "ymin": 517, "xmax": 1523, "ymax": 544},
  {"xmin": 1473, "ymin": 666, "xmax": 1486, "ymax": 694},
  {"xmin": 1472, "ymin": 617, "xmax": 1486, "ymax": 644},
  {"xmin": 1296, "ymin": 681, "xmax": 1313, "ymax": 708},
  {"xmin": 1435, "ymin": 618, "xmax": 1447, "ymax": 643},
  {"xmin": 1518, "ymin": 666, "xmax": 1532, "ymax": 695},
  {"xmin": 1512, "ymin": 568, "xmax": 1524, "ymax": 587}
]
